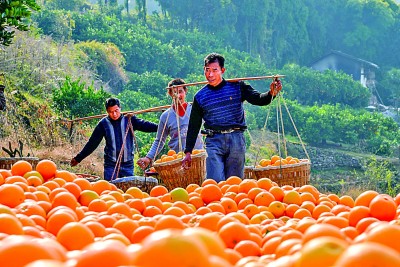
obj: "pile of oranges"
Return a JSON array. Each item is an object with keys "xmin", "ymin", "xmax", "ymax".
[
  {"xmin": 0, "ymin": 159, "xmax": 400, "ymax": 267},
  {"xmin": 256, "ymin": 155, "xmax": 305, "ymax": 168},
  {"xmin": 154, "ymin": 149, "xmax": 205, "ymax": 164}
]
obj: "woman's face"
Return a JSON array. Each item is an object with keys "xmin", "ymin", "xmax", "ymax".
[{"xmin": 169, "ymin": 86, "xmax": 187, "ymax": 103}]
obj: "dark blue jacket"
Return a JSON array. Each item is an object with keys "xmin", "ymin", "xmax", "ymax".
[{"xmin": 74, "ymin": 114, "xmax": 157, "ymax": 165}]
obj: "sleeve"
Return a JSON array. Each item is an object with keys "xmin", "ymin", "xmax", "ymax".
[
  {"xmin": 74, "ymin": 123, "xmax": 105, "ymax": 162},
  {"xmin": 240, "ymin": 81, "xmax": 275, "ymax": 106},
  {"xmin": 146, "ymin": 113, "xmax": 170, "ymax": 160},
  {"xmin": 131, "ymin": 116, "xmax": 158, "ymax": 132},
  {"xmin": 0, "ymin": 91, "xmax": 6, "ymax": 111},
  {"xmin": 184, "ymin": 97, "xmax": 203, "ymax": 154}
]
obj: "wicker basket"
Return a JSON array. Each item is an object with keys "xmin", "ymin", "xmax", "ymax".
[
  {"xmin": 75, "ymin": 173, "xmax": 101, "ymax": 183},
  {"xmin": 253, "ymin": 160, "xmax": 311, "ymax": 187},
  {"xmin": 110, "ymin": 176, "xmax": 158, "ymax": 193},
  {"xmin": 0, "ymin": 157, "xmax": 40, "ymax": 170},
  {"xmin": 153, "ymin": 152, "xmax": 207, "ymax": 191},
  {"xmin": 244, "ymin": 166, "xmax": 256, "ymax": 179}
]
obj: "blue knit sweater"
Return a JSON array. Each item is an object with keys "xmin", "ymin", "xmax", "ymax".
[{"xmin": 184, "ymin": 80, "xmax": 275, "ymax": 153}]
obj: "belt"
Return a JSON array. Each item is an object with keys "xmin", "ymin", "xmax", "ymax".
[{"xmin": 212, "ymin": 128, "xmax": 244, "ymax": 134}]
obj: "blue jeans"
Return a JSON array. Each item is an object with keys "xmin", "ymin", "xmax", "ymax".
[
  {"xmin": 104, "ymin": 161, "xmax": 134, "ymax": 181},
  {"xmin": 205, "ymin": 131, "xmax": 246, "ymax": 182}
]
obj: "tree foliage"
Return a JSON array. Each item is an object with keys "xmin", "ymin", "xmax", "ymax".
[
  {"xmin": 0, "ymin": 0, "xmax": 41, "ymax": 47},
  {"xmin": 52, "ymin": 76, "xmax": 111, "ymax": 119}
]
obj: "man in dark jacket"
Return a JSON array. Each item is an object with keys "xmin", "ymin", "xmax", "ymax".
[{"xmin": 70, "ymin": 97, "xmax": 158, "ymax": 181}]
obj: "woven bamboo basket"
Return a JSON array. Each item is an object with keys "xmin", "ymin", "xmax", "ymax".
[
  {"xmin": 153, "ymin": 152, "xmax": 207, "ymax": 191},
  {"xmin": 75, "ymin": 173, "xmax": 101, "ymax": 183},
  {"xmin": 244, "ymin": 166, "xmax": 256, "ymax": 179},
  {"xmin": 253, "ymin": 160, "xmax": 311, "ymax": 187},
  {"xmin": 0, "ymin": 157, "xmax": 40, "ymax": 170},
  {"xmin": 110, "ymin": 176, "xmax": 158, "ymax": 193}
]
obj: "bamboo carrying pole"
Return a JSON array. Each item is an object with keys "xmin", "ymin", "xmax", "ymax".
[
  {"xmin": 64, "ymin": 104, "xmax": 171, "ymax": 124},
  {"xmin": 63, "ymin": 105, "xmax": 171, "ymax": 137},
  {"xmin": 165, "ymin": 75, "xmax": 285, "ymax": 89}
]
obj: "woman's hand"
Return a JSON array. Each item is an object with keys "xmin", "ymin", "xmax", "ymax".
[{"xmin": 137, "ymin": 157, "xmax": 151, "ymax": 170}]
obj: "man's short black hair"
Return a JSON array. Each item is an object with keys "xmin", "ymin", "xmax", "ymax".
[
  {"xmin": 105, "ymin": 97, "xmax": 120, "ymax": 109},
  {"xmin": 204, "ymin": 53, "xmax": 225, "ymax": 68}
]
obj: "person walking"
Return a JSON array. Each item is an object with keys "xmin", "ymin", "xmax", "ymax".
[
  {"xmin": 70, "ymin": 97, "xmax": 158, "ymax": 181},
  {"xmin": 137, "ymin": 78, "xmax": 203, "ymax": 170},
  {"xmin": 182, "ymin": 52, "xmax": 282, "ymax": 182}
]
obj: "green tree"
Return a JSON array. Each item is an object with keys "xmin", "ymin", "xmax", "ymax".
[
  {"xmin": 52, "ymin": 76, "xmax": 111, "ymax": 119},
  {"xmin": 0, "ymin": 0, "xmax": 41, "ymax": 47}
]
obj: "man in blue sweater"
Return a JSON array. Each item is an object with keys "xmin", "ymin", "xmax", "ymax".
[
  {"xmin": 70, "ymin": 97, "xmax": 158, "ymax": 181},
  {"xmin": 182, "ymin": 53, "xmax": 282, "ymax": 182}
]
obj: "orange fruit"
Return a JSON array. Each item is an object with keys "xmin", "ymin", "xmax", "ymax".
[
  {"xmin": 348, "ymin": 205, "xmax": 370, "ymax": 227},
  {"xmin": 73, "ymin": 239, "xmax": 131, "ymax": 267},
  {"xmin": 369, "ymin": 194, "xmax": 397, "ymax": 221},
  {"xmin": 269, "ymin": 186, "xmax": 285, "ymax": 201},
  {"xmin": 113, "ymin": 218, "xmax": 139, "ymax": 239},
  {"xmin": 201, "ymin": 184, "xmax": 223, "ymax": 204},
  {"xmin": 154, "ymin": 215, "xmax": 185, "ymax": 231},
  {"xmin": 334, "ymin": 242, "xmax": 400, "ymax": 266},
  {"xmin": 0, "ymin": 213, "xmax": 24, "ymax": 234},
  {"xmin": 92, "ymin": 179, "xmax": 112, "ymax": 195},
  {"xmin": 182, "ymin": 227, "xmax": 228, "ymax": 259},
  {"xmin": 234, "ymin": 240, "xmax": 261, "ymax": 257},
  {"xmin": 296, "ymin": 236, "xmax": 349, "ymax": 267},
  {"xmin": 218, "ymin": 221, "xmax": 251, "ymax": 249},
  {"xmin": 220, "ymin": 197, "xmax": 238, "ymax": 214},
  {"xmin": 238, "ymin": 179, "xmax": 257, "ymax": 194},
  {"xmin": 257, "ymin": 178, "xmax": 273, "ymax": 191},
  {"xmin": 51, "ymin": 191, "xmax": 78, "ymax": 209},
  {"xmin": 224, "ymin": 248, "xmax": 242, "ymax": 265},
  {"xmin": 254, "ymin": 191, "xmax": 275, "ymax": 207},
  {"xmin": 46, "ymin": 210, "xmax": 77, "ymax": 236},
  {"xmin": 11, "ymin": 160, "xmax": 33, "ymax": 176},
  {"xmin": 269, "ymin": 201, "xmax": 285, "ymax": 218},
  {"xmin": 226, "ymin": 176, "xmax": 242, "ymax": 185},
  {"xmin": 354, "ymin": 190, "xmax": 379, "ymax": 207},
  {"xmin": 107, "ymin": 202, "xmax": 132, "ymax": 217},
  {"xmin": 0, "ymin": 183, "xmax": 25, "ymax": 207},
  {"xmin": 0, "ymin": 235, "xmax": 67, "ymax": 266},
  {"xmin": 132, "ymin": 229, "xmax": 210, "ymax": 267},
  {"xmin": 35, "ymin": 159, "xmax": 57, "ymax": 181},
  {"xmin": 283, "ymin": 190, "xmax": 302, "ymax": 205},
  {"xmin": 130, "ymin": 225, "xmax": 155, "ymax": 243},
  {"xmin": 73, "ymin": 178, "xmax": 92, "ymax": 191},
  {"xmin": 302, "ymin": 223, "xmax": 346, "ymax": 244},
  {"xmin": 26, "ymin": 176, "xmax": 43, "ymax": 187},
  {"xmin": 57, "ymin": 222, "xmax": 95, "ymax": 250},
  {"xmin": 355, "ymin": 217, "xmax": 380, "ymax": 234},
  {"xmin": 364, "ymin": 223, "xmax": 400, "ymax": 253},
  {"xmin": 150, "ymin": 185, "xmax": 168, "ymax": 197}
]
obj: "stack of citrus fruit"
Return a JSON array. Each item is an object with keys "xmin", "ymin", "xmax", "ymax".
[
  {"xmin": 0, "ymin": 159, "xmax": 399, "ymax": 267},
  {"xmin": 154, "ymin": 149, "xmax": 205, "ymax": 164},
  {"xmin": 256, "ymin": 155, "xmax": 304, "ymax": 168}
]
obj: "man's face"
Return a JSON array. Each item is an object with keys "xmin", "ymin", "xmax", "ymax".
[
  {"xmin": 107, "ymin": 105, "xmax": 121, "ymax": 120},
  {"xmin": 204, "ymin": 62, "xmax": 225, "ymax": 87}
]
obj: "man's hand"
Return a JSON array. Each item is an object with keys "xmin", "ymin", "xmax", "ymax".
[
  {"xmin": 70, "ymin": 158, "xmax": 79, "ymax": 167},
  {"xmin": 137, "ymin": 157, "xmax": 151, "ymax": 170},
  {"xmin": 182, "ymin": 152, "xmax": 192, "ymax": 170},
  {"xmin": 269, "ymin": 78, "xmax": 282, "ymax": 96}
]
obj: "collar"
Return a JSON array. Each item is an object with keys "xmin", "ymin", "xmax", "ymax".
[{"xmin": 208, "ymin": 79, "xmax": 227, "ymax": 90}]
